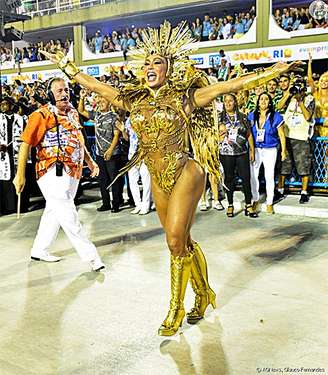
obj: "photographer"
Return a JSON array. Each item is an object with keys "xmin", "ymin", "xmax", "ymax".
[{"xmin": 277, "ymin": 77, "xmax": 315, "ymax": 203}]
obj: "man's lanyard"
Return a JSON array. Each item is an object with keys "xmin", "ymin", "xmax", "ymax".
[{"xmin": 53, "ymin": 114, "xmax": 63, "ymax": 161}]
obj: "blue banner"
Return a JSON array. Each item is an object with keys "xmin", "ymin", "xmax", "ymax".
[
  {"xmin": 0, "ymin": 75, "xmax": 8, "ymax": 84},
  {"xmin": 209, "ymin": 54, "xmax": 221, "ymax": 66},
  {"xmin": 87, "ymin": 66, "xmax": 100, "ymax": 76},
  {"xmin": 191, "ymin": 57, "xmax": 204, "ymax": 65}
]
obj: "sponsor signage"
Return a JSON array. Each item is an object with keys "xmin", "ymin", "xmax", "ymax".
[
  {"xmin": 0, "ymin": 76, "xmax": 8, "ymax": 84},
  {"xmin": 86, "ymin": 66, "xmax": 100, "ymax": 76},
  {"xmin": 190, "ymin": 41, "xmax": 328, "ymax": 67},
  {"xmin": 191, "ymin": 56, "xmax": 204, "ymax": 65},
  {"xmin": 209, "ymin": 54, "xmax": 222, "ymax": 66}
]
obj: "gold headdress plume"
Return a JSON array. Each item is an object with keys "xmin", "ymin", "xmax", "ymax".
[{"xmin": 128, "ymin": 21, "xmax": 196, "ymax": 66}]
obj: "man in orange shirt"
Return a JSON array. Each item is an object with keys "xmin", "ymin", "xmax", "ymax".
[{"xmin": 13, "ymin": 78, "xmax": 105, "ymax": 271}]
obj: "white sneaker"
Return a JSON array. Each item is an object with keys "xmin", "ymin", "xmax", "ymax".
[
  {"xmin": 131, "ymin": 207, "xmax": 141, "ymax": 214},
  {"xmin": 90, "ymin": 258, "xmax": 105, "ymax": 272},
  {"xmin": 213, "ymin": 200, "xmax": 224, "ymax": 211},
  {"xmin": 31, "ymin": 251, "xmax": 62, "ymax": 262},
  {"xmin": 139, "ymin": 208, "xmax": 150, "ymax": 215},
  {"xmin": 199, "ymin": 202, "xmax": 207, "ymax": 211}
]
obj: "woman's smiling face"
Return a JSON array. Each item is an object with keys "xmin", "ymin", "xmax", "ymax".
[
  {"xmin": 143, "ymin": 55, "xmax": 168, "ymax": 89},
  {"xmin": 259, "ymin": 93, "xmax": 270, "ymax": 111}
]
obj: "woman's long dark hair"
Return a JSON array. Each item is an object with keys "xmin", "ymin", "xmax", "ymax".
[
  {"xmin": 254, "ymin": 92, "xmax": 275, "ymax": 126},
  {"xmin": 220, "ymin": 93, "xmax": 247, "ymax": 126}
]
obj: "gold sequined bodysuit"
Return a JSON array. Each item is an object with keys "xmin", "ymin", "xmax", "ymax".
[
  {"xmin": 114, "ymin": 67, "xmax": 221, "ymax": 195},
  {"xmin": 129, "ymin": 86, "xmax": 190, "ymax": 194}
]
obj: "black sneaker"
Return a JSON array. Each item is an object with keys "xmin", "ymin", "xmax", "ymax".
[
  {"xmin": 299, "ymin": 194, "xmax": 309, "ymax": 204},
  {"xmin": 274, "ymin": 191, "xmax": 285, "ymax": 202},
  {"xmin": 97, "ymin": 205, "xmax": 111, "ymax": 212}
]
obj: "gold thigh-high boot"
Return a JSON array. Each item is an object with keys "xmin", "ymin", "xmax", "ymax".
[
  {"xmin": 186, "ymin": 241, "xmax": 216, "ymax": 324},
  {"xmin": 158, "ymin": 252, "xmax": 193, "ymax": 336}
]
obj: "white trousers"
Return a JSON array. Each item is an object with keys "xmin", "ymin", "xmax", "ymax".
[
  {"xmin": 250, "ymin": 147, "xmax": 278, "ymax": 205},
  {"xmin": 31, "ymin": 167, "xmax": 99, "ymax": 262},
  {"xmin": 128, "ymin": 162, "xmax": 151, "ymax": 211}
]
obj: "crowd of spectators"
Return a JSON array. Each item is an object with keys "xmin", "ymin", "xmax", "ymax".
[
  {"xmin": 1, "ymin": 59, "xmax": 325, "ymax": 218},
  {"xmin": 190, "ymin": 8, "xmax": 256, "ymax": 41},
  {"xmin": 10, "ymin": 4, "xmax": 328, "ymax": 63},
  {"xmin": 273, "ymin": 5, "xmax": 328, "ymax": 31},
  {"xmin": 87, "ymin": 6, "xmax": 256, "ymax": 54},
  {"xmin": 88, "ymin": 30, "xmax": 139, "ymax": 54},
  {"xmin": 0, "ymin": 39, "xmax": 71, "ymax": 65}
]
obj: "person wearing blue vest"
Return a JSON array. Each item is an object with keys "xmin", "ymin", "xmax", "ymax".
[{"xmin": 248, "ymin": 93, "xmax": 287, "ymax": 214}]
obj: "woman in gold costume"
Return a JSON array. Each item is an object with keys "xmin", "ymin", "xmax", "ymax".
[{"xmin": 43, "ymin": 22, "xmax": 301, "ymax": 336}]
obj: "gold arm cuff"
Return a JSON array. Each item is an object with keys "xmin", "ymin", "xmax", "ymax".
[
  {"xmin": 56, "ymin": 51, "xmax": 80, "ymax": 79},
  {"xmin": 242, "ymin": 68, "xmax": 280, "ymax": 90}
]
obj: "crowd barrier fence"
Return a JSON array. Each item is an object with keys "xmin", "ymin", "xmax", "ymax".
[{"xmin": 286, "ymin": 136, "xmax": 328, "ymax": 189}]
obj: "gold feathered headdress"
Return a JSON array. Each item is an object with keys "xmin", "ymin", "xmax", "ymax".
[{"xmin": 128, "ymin": 21, "xmax": 196, "ymax": 75}]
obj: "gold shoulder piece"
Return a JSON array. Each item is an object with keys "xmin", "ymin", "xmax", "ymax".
[{"xmin": 187, "ymin": 73, "xmax": 222, "ymax": 182}]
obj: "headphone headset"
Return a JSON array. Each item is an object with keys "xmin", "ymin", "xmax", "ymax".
[{"xmin": 47, "ymin": 78, "xmax": 57, "ymax": 105}]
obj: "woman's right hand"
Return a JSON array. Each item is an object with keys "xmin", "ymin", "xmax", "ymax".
[{"xmin": 40, "ymin": 50, "xmax": 65, "ymax": 64}]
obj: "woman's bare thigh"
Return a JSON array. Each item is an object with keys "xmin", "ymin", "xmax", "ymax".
[{"xmin": 165, "ymin": 159, "xmax": 205, "ymax": 254}]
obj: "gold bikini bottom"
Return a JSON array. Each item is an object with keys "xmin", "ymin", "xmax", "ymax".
[{"xmin": 144, "ymin": 151, "xmax": 189, "ymax": 195}]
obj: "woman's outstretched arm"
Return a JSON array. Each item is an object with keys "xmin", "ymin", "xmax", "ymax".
[
  {"xmin": 75, "ymin": 72, "xmax": 124, "ymax": 109},
  {"xmin": 41, "ymin": 50, "xmax": 127, "ymax": 110},
  {"xmin": 193, "ymin": 61, "xmax": 304, "ymax": 108}
]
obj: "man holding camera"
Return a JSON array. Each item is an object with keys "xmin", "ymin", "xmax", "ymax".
[
  {"xmin": 13, "ymin": 78, "xmax": 105, "ymax": 271},
  {"xmin": 277, "ymin": 77, "xmax": 315, "ymax": 204}
]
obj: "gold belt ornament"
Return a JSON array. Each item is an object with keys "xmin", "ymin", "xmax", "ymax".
[{"xmin": 141, "ymin": 128, "xmax": 185, "ymax": 153}]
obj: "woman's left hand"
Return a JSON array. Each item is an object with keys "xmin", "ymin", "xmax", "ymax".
[{"xmin": 272, "ymin": 60, "xmax": 304, "ymax": 75}]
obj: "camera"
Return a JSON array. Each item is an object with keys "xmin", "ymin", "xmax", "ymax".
[{"xmin": 289, "ymin": 78, "xmax": 306, "ymax": 96}]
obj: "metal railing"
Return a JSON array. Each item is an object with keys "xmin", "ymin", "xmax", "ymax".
[
  {"xmin": 286, "ymin": 136, "xmax": 328, "ymax": 189},
  {"xmin": 18, "ymin": 0, "xmax": 113, "ymax": 17}
]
